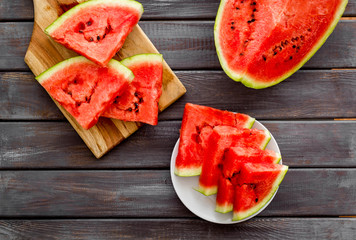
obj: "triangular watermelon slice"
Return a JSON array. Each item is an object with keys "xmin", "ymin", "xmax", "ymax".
[
  {"xmin": 233, "ymin": 163, "xmax": 288, "ymax": 221},
  {"xmin": 102, "ymin": 54, "xmax": 163, "ymax": 125},
  {"xmin": 215, "ymin": 146, "xmax": 281, "ymax": 213},
  {"xmin": 36, "ymin": 56, "xmax": 134, "ymax": 129},
  {"xmin": 45, "ymin": 0, "xmax": 144, "ymax": 66},
  {"xmin": 197, "ymin": 126, "xmax": 271, "ymax": 196},
  {"xmin": 175, "ymin": 103, "xmax": 255, "ymax": 177}
]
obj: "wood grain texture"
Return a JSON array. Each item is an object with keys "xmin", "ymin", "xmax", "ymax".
[
  {"xmin": 24, "ymin": 0, "xmax": 186, "ymax": 158},
  {"xmin": 2, "ymin": 70, "xmax": 356, "ymax": 120},
  {"xmin": 1, "ymin": 121, "xmax": 356, "ymax": 169},
  {"xmin": 1, "ymin": 0, "xmax": 355, "ymax": 21},
  {"xmin": 1, "ymin": 20, "xmax": 355, "ymax": 71},
  {"xmin": 0, "ymin": 169, "xmax": 355, "ymax": 217},
  {"xmin": 0, "ymin": 218, "xmax": 355, "ymax": 239}
]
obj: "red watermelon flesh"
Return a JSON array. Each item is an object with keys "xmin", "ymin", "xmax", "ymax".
[
  {"xmin": 215, "ymin": 146, "xmax": 281, "ymax": 213},
  {"xmin": 174, "ymin": 103, "xmax": 255, "ymax": 177},
  {"xmin": 215, "ymin": 176, "xmax": 234, "ymax": 214},
  {"xmin": 45, "ymin": 0, "xmax": 144, "ymax": 66},
  {"xmin": 197, "ymin": 126, "xmax": 271, "ymax": 196},
  {"xmin": 233, "ymin": 163, "xmax": 288, "ymax": 221},
  {"xmin": 36, "ymin": 56, "xmax": 134, "ymax": 129},
  {"xmin": 102, "ymin": 54, "xmax": 163, "ymax": 125},
  {"xmin": 215, "ymin": 0, "xmax": 348, "ymax": 88}
]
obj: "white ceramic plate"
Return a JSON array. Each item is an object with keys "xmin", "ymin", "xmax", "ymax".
[{"xmin": 170, "ymin": 120, "xmax": 282, "ymax": 224}]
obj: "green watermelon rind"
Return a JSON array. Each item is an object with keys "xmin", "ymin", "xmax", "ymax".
[
  {"xmin": 215, "ymin": 202, "xmax": 233, "ymax": 214},
  {"xmin": 174, "ymin": 166, "xmax": 201, "ymax": 177},
  {"xmin": 121, "ymin": 53, "xmax": 163, "ymax": 67},
  {"xmin": 35, "ymin": 56, "xmax": 134, "ymax": 84},
  {"xmin": 214, "ymin": 0, "xmax": 348, "ymax": 89},
  {"xmin": 232, "ymin": 165, "xmax": 288, "ymax": 221},
  {"xmin": 260, "ymin": 130, "xmax": 271, "ymax": 150},
  {"xmin": 45, "ymin": 0, "xmax": 144, "ymax": 35}
]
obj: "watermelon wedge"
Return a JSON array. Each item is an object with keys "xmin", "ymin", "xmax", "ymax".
[
  {"xmin": 174, "ymin": 103, "xmax": 255, "ymax": 177},
  {"xmin": 215, "ymin": 146, "xmax": 281, "ymax": 213},
  {"xmin": 46, "ymin": 0, "xmax": 144, "ymax": 66},
  {"xmin": 36, "ymin": 56, "xmax": 134, "ymax": 129},
  {"xmin": 102, "ymin": 54, "xmax": 163, "ymax": 125},
  {"xmin": 197, "ymin": 126, "xmax": 271, "ymax": 196},
  {"xmin": 214, "ymin": 0, "xmax": 348, "ymax": 88},
  {"xmin": 233, "ymin": 163, "xmax": 288, "ymax": 221}
]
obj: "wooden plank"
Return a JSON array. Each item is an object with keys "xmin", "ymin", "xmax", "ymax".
[
  {"xmin": 23, "ymin": 0, "xmax": 186, "ymax": 158},
  {"xmin": 1, "ymin": 121, "xmax": 356, "ymax": 169},
  {"xmin": 0, "ymin": 218, "xmax": 355, "ymax": 239},
  {"xmin": 0, "ymin": 169, "xmax": 355, "ymax": 217},
  {"xmin": 0, "ymin": 20, "xmax": 355, "ymax": 71},
  {"xmin": 1, "ymin": 0, "xmax": 356, "ymax": 21},
  {"xmin": 2, "ymin": 70, "xmax": 356, "ymax": 120}
]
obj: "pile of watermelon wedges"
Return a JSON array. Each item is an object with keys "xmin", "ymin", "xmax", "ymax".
[
  {"xmin": 175, "ymin": 103, "xmax": 288, "ymax": 221},
  {"xmin": 36, "ymin": 0, "xmax": 163, "ymax": 129}
]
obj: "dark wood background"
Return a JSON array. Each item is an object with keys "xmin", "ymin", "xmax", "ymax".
[{"xmin": 1, "ymin": 0, "xmax": 356, "ymax": 239}]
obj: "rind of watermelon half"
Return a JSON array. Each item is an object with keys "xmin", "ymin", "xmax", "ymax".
[
  {"xmin": 174, "ymin": 103, "xmax": 255, "ymax": 177},
  {"xmin": 232, "ymin": 164, "xmax": 288, "ymax": 221},
  {"xmin": 45, "ymin": 0, "xmax": 144, "ymax": 66},
  {"xmin": 214, "ymin": 0, "xmax": 348, "ymax": 89},
  {"xmin": 197, "ymin": 127, "xmax": 271, "ymax": 196},
  {"xmin": 36, "ymin": 56, "xmax": 134, "ymax": 129},
  {"xmin": 102, "ymin": 53, "xmax": 163, "ymax": 125}
]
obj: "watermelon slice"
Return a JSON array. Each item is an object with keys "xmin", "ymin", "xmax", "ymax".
[
  {"xmin": 214, "ymin": 0, "xmax": 348, "ymax": 88},
  {"xmin": 215, "ymin": 146, "xmax": 281, "ymax": 213},
  {"xmin": 233, "ymin": 163, "xmax": 288, "ymax": 221},
  {"xmin": 36, "ymin": 56, "xmax": 134, "ymax": 129},
  {"xmin": 102, "ymin": 54, "xmax": 163, "ymax": 125},
  {"xmin": 197, "ymin": 126, "xmax": 271, "ymax": 196},
  {"xmin": 174, "ymin": 103, "xmax": 255, "ymax": 177},
  {"xmin": 46, "ymin": 0, "xmax": 144, "ymax": 66}
]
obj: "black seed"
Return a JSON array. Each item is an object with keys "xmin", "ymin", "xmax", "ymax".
[
  {"xmin": 308, "ymin": 28, "xmax": 312, "ymax": 32},
  {"xmin": 231, "ymin": 26, "xmax": 235, "ymax": 30},
  {"xmin": 76, "ymin": 102, "xmax": 81, "ymax": 107},
  {"xmin": 241, "ymin": 1, "xmax": 243, "ymax": 3},
  {"xmin": 74, "ymin": 80, "xmax": 77, "ymax": 84},
  {"xmin": 285, "ymin": 40, "xmax": 289, "ymax": 45},
  {"xmin": 135, "ymin": 109, "xmax": 139, "ymax": 113},
  {"xmin": 240, "ymin": 53, "xmax": 244, "ymax": 56},
  {"xmin": 279, "ymin": 46, "xmax": 282, "ymax": 51},
  {"xmin": 251, "ymin": 2, "xmax": 256, "ymax": 5},
  {"xmin": 236, "ymin": 7, "xmax": 239, "ymax": 10},
  {"xmin": 102, "ymin": 34, "xmax": 106, "ymax": 39},
  {"xmin": 251, "ymin": 19, "xmax": 255, "ymax": 22},
  {"xmin": 273, "ymin": 52, "xmax": 277, "ymax": 56},
  {"xmin": 113, "ymin": 100, "xmax": 117, "ymax": 104},
  {"xmin": 300, "ymin": 35, "xmax": 304, "ymax": 41},
  {"xmin": 251, "ymin": 14, "xmax": 255, "ymax": 18},
  {"xmin": 281, "ymin": 42, "xmax": 284, "ymax": 47},
  {"xmin": 297, "ymin": 46, "xmax": 300, "ymax": 50},
  {"xmin": 245, "ymin": 40, "xmax": 249, "ymax": 43},
  {"xmin": 134, "ymin": 102, "xmax": 139, "ymax": 109},
  {"xmin": 89, "ymin": 37, "xmax": 93, "ymax": 42},
  {"xmin": 293, "ymin": 45, "xmax": 296, "ymax": 48},
  {"xmin": 255, "ymin": 198, "xmax": 258, "ymax": 202},
  {"xmin": 68, "ymin": 92, "xmax": 72, "ymax": 96},
  {"xmin": 79, "ymin": 30, "xmax": 83, "ymax": 33},
  {"xmin": 87, "ymin": 21, "xmax": 92, "ymax": 26},
  {"xmin": 290, "ymin": 56, "xmax": 293, "ymax": 60},
  {"xmin": 253, "ymin": 8, "xmax": 257, "ymax": 12},
  {"xmin": 247, "ymin": 21, "xmax": 251, "ymax": 23},
  {"xmin": 139, "ymin": 98, "xmax": 143, "ymax": 103},
  {"xmin": 134, "ymin": 92, "xmax": 139, "ymax": 97},
  {"xmin": 127, "ymin": 107, "xmax": 132, "ymax": 112},
  {"xmin": 97, "ymin": 36, "xmax": 100, "ymax": 41},
  {"xmin": 231, "ymin": 22, "xmax": 235, "ymax": 25},
  {"xmin": 249, "ymin": 132, "xmax": 253, "ymax": 135},
  {"xmin": 85, "ymin": 97, "xmax": 88, "ymax": 102}
]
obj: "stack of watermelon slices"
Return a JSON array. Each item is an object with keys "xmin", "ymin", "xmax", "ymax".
[
  {"xmin": 175, "ymin": 103, "xmax": 288, "ymax": 221},
  {"xmin": 35, "ymin": 0, "xmax": 165, "ymax": 129}
]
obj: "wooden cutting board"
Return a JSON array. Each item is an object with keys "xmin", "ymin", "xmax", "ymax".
[{"xmin": 24, "ymin": 0, "xmax": 186, "ymax": 158}]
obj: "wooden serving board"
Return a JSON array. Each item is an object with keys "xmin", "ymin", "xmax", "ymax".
[{"xmin": 24, "ymin": 0, "xmax": 186, "ymax": 158}]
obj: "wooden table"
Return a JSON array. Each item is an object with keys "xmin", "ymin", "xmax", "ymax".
[{"xmin": 1, "ymin": 1, "xmax": 356, "ymax": 239}]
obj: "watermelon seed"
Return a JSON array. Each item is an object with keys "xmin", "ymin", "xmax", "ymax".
[
  {"xmin": 241, "ymin": 1, "xmax": 243, "ymax": 3},
  {"xmin": 87, "ymin": 21, "xmax": 92, "ymax": 26},
  {"xmin": 127, "ymin": 107, "xmax": 133, "ymax": 112},
  {"xmin": 135, "ymin": 109, "xmax": 139, "ymax": 113},
  {"xmin": 231, "ymin": 22, "xmax": 234, "ymax": 25},
  {"xmin": 253, "ymin": 8, "xmax": 257, "ymax": 12},
  {"xmin": 236, "ymin": 7, "xmax": 239, "ymax": 10},
  {"xmin": 134, "ymin": 102, "xmax": 139, "ymax": 109},
  {"xmin": 240, "ymin": 53, "xmax": 244, "ymax": 56},
  {"xmin": 89, "ymin": 37, "xmax": 93, "ymax": 42},
  {"xmin": 293, "ymin": 45, "xmax": 296, "ymax": 48},
  {"xmin": 273, "ymin": 52, "xmax": 277, "ymax": 56},
  {"xmin": 97, "ymin": 36, "xmax": 100, "ymax": 41},
  {"xmin": 79, "ymin": 30, "xmax": 83, "ymax": 33},
  {"xmin": 262, "ymin": 55, "xmax": 266, "ymax": 61},
  {"xmin": 139, "ymin": 98, "xmax": 143, "ymax": 103},
  {"xmin": 289, "ymin": 56, "xmax": 293, "ymax": 60},
  {"xmin": 251, "ymin": 14, "xmax": 255, "ymax": 18},
  {"xmin": 255, "ymin": 198, "xmax": 258, "ymax": 202},
  {"xmin": 231, "ymin": 26, "xmax": 235, "ymax": 30},
  {"xmin": 308, "ymin": 28, "xmax": 312, "ymax": 32},
  {"xmin": 300, "ymin": 35, "xmax": 304, "ymax": 41}
]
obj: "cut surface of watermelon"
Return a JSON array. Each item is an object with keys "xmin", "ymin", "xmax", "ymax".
[
  {"xmin": 233, "ymin": 163, "xmax": 288, "ymax": 221},
  {"xmin": 36, "ymin": 56, "xmax": 134, "ymax": 129},
  {"xmin": 174, "ymin": 103, "xmax": 255, "ymax": 177},
  {"xmin": 198, "ymin": 126, "xmax": 271, "ymax": 196},
  {"xmin": 102, "ymin": 54, "xmax": 163, "ymax": 125},
  {"xmin": 216, "ymin": 146, "xmax": 281, "ymax": 213},
  {"xmin": 46, "ymin": 0, "xmax": 144, "ymax": 66},
  {"xmin": 214, "ymin": 0, "xmax": 348, "ymax": 88}
]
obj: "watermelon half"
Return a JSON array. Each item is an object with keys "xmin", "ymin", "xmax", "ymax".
[
  {"xmin": 197, "ymin": 125, "xmax": 271, "ymax": 196},
  {"xmin": 46, "ymin": 0, "xmax": 144, "ymax": 66},
  {"xmin": 215, "ymin": 146, "xmax": 281, "ymax": 213},
  {"xmin": 214, "ymin": 0, "xmax": 348, "ymax": 88},
  {"xmin": 174, "ymin": 103, "xmax": 255, "ymax": 177},
  {"xmin": 36, "ymin": 56, "xmax": 134, "ymax": 129},
  {"xmin": 233, "ymin": 163, "xmax": 288, "ymax": 221},
  {"xmin": 102, "ymin": 54, "xmax": 163, "ymax": 125}
]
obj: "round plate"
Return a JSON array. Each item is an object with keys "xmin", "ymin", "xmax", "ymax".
[{"xmin": 170, "ymin": 120, "xmax": 282, "ymax": 224}]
